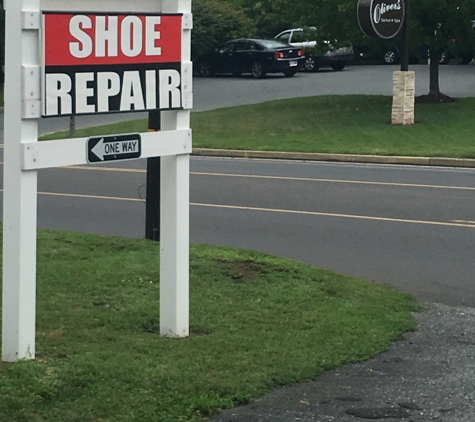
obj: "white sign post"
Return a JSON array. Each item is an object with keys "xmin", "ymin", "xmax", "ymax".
[{"xmin": 2, "ymin": 0, "xmax": 192, "ymax": 362}]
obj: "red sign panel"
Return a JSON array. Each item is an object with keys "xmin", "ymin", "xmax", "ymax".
[
  {"xmin": 44, "ymin": 14, "xmax": 182, "ymax": 66},
  {"xmin": 42, "ymin": 13, "xmax": 183, "ymax": 117}
]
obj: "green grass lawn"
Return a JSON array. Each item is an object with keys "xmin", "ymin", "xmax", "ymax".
[
  {"xmin": 40, "ymin": 95, "xmax": 475, "ymax": 158},
  {"xmin": 0, "ymin": 229, "xmax": 420, "ymax": 421}
]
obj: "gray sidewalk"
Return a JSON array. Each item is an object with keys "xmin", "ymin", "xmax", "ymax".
[{"xmin": 212, "ymin": 303, "xmax": 475, "ymax": 421}]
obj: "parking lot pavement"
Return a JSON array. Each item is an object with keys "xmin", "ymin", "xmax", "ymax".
[{"xmin": 193, "ymin": 63, "xmax": 475, "ymax": 112}]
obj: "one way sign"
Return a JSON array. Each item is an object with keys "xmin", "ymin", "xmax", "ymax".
[{"xmin": 87, "ymin": 133, "xmax": 142, "ymax": 163}]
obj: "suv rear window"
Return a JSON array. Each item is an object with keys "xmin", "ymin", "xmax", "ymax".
[{"xmin": 276, "ymin": 32, "xmax": 291, "ymax": 44}]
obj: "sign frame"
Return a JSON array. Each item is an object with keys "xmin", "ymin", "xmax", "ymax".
[
  {"xmin": 41, "ymin": 12, "xmax": 186, "ymax": 118},
  {"xmin": 2, "ymin": 0, "xmax": 192, "ymax": 362}
]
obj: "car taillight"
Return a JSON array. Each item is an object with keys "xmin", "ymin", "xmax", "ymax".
[
  {"xmin": 298, "ymin": 49, "xmax": 305, "ymax": 57},
  {"xmin": 274, "ymin": 51, "xmax": 285, "ymax": 59}
]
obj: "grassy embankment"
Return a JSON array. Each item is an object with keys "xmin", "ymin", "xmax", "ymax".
[
  {"xmin": 0, "ymin": 229, "xmax": 420, "ymax": 421},
  {"xmin": 40, "ymin": 95, "xmax": 475, "ymax": 158}
]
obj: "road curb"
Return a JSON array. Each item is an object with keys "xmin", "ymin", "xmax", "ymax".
[{"xmin": 192, "ymin": 148, "xmax": 475, "ymax": 168}]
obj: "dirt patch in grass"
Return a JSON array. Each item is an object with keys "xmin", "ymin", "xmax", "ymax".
[
  {"xmin": 232, "ymin": 260, "xmax": 263, "ymax": 282},
  {"xmin": 217, "ymin": 259, "xmax": 264, "ymax": 283}
]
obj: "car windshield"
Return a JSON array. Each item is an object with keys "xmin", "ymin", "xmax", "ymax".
[{"xmin": 258, "ymin": 40, "xmax": 289, "ymax": 49}]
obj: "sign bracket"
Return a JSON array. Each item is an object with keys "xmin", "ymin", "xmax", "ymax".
[
  {"xmin": 22, "ymin": 11, "xmax": 41, "ymax": 29},
  {"xmin": 22, "ymin": 65, "xmax": 41, "ymax": 119}
]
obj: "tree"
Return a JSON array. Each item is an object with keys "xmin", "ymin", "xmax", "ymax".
[
  {"xmin": 236, "ymin": 0, "xmax": 295, "ymax": 37},
  {"xmin": 192, "ymin": 0, "xmax": 257, "ymax": 59},
  {"xmin": 409, "ymin": 0, "xmax": 475, "ymax": 102},
  {"xmin": 228, "ymin": 0, "xmax": 475, "ymax": 102}
]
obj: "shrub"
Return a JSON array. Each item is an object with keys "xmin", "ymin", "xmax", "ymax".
[{"xmin": 192, "ymin": 0, "xmax": 257, "ymax": 59}]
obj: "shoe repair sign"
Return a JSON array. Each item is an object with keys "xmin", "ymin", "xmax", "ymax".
[{"xmin": 42, "ymin": 13, "xmax": 183, "ymax": 117}]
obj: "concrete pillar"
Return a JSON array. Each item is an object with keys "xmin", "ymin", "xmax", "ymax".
[{"xmin": 392, "ymin": 71, "xmax": 415, "ymax": 125}]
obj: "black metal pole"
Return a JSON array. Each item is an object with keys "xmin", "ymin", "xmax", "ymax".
[
  {"xmin": 400, "ymin": 0, "xmax": 411, "ymax": 71},
  {"xmin": 69, "ymin": 114, "xmax": 76, "ymax": 138},
  {"xmin": 145, "ymin": 111, "xmax": 161, "ymax": 241}
]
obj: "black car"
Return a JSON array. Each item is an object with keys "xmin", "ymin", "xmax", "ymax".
[
  {"xmin": 357, "ymin": 42, "xmax": 473, "ymax": 65},
  {"xmin": 355, "ymin": 22, "xmax": 475, "ymax": 65},
  {"xmin": 355, "ymin": 43, "xmax": 427, "ymax": 65},
  {"xmin": 195, "ymin": 39, "xmax": 305, "ymax": 78}
]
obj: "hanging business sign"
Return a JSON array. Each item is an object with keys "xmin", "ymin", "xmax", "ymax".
[
  {"xmin": 42, "ymin": 13, "xmax": 183, "ymax": 117},
  {"xmin": 357, "ymin": 0, "xmax": 405, "ymax": 39}
]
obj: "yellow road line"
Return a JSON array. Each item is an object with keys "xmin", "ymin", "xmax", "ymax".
[
  {"xmin": 0, "ymin": 161, "xmax": 474, "ymax": 192},
  {"xmin": 38, "ymin": 190, "xmax": 143, "ymax": 202},
  {"xmin": 50, "ymin": 166, "xmax": 475, "ymax": 192},
  {"xmin": 191, "ymin": 171, "xmax": 475, "ymax": 192},
  {"xmin": 193, "ymin": 202, "xmax": 475, "ymax": 229},
  {"xmin": 66, "ymin": 165, "xmax": 146, "ymax": 173},
  {"xmin": 452, "ymin": 219, "xmax": 475, "ymax": 226},
  {"xmin": 11, "ymin": 188, "xmax": 473, "ymax": 229}
]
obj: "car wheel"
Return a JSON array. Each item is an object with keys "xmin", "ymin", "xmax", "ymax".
[
  {"xmin": 330, "ymin": 63, "xmax": 345, "ymax": 71},
  {"xmin": 283, "ymin": 69, "xmax": 297, "ymax": 77},
  {"xmin": 232, "ymin": 72, "xmax": 242, "ymax": 77},
  {"xmin": 383, "ymin": 50, "xmax": 398, "ymax": 64},
  {"xmin": 304, "ymin": 56, "xmax": 317, "ymax": 72},
  {"xmin": 460, "ymin": 55, "xmax": 473, "ymax": 65},
  {"xmin": 198, "ymin": 61, "xmax": 213, "ymax": 77},
  {"xmin": 251, "ymin": 61, "xmax": 266, "ymax": 78},
  {"xmin": 439, "ymin": 52, "xmax": 450, "ymax": 64}
]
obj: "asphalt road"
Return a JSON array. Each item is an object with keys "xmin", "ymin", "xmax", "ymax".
[
  {"xmin": 2, "ymin": 63, "xmax": 475, "ymax": 307},
  {"xmin": 0, "ymin": 156, "xmax": 473, "ymax": 307}
]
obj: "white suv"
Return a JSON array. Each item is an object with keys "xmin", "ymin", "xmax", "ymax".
[{"xmin": 275, "ymin": 28, "xmax": 354, "ymax": 72}]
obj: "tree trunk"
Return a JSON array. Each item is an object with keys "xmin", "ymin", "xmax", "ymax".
[{"xmin": 429, "ymin": 50, "xmax": 440, "ymax": 96}]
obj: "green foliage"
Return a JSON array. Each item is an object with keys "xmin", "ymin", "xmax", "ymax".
[
  {"xmin": 192, "ymin": 0, "xmax": 257, "ymax": 58},
  {"xmin": 224, "ymin": 0, "xmax": 475, "ymax": 59},
  {"xmin": 410, "ymin": 0, "xmax": 475, "ymax": 57},
  {"xmin": 229, "ymin": 0, "xmax": 363, "ymax": 40},
  {"xmin": 237, "ymin": 0, "xmax": 295, "ymax": 37}
]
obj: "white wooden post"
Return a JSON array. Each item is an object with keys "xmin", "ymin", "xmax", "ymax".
[
  {"xmin": 2, "ymin": 0, "xmax": 41, "ymax": 362},
  {"xmin": 160, "ymin": 150, "xmax": 190, "ymax": 337},
  {"xmin": 160, "ymin": 0, "xmax": 192, "ymax": 337},
  {"xmin": 2, "ymin": 0, "xmax": 192, "ymax": 361}
]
